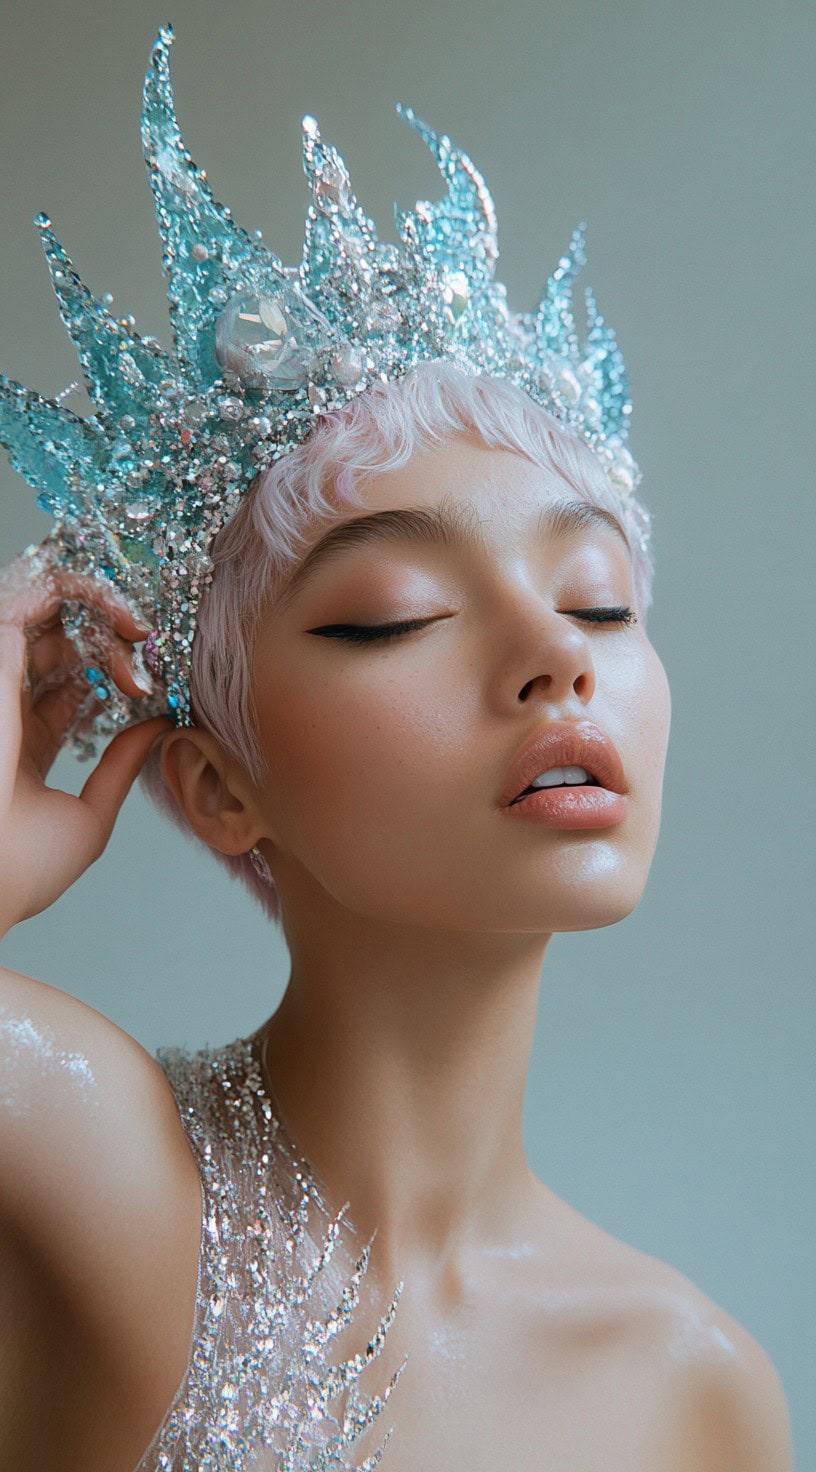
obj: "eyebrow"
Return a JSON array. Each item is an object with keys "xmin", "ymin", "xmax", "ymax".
[{"xmin": 275, "ymin": 496, "xmax": 630, "ymax": 613}]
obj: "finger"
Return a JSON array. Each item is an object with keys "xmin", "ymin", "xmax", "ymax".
[
  {"xmin": 54, "ymin": 634, "xmax": 153, "ymax": 702},
  {"xmin": 29, "ymin": 636, "xmax": 156, "ymax": 759},
  {"xmin": 0, "ymin": 554, "xmax": 151, "ymax": 643},
  {"xmin": 0, "ymin": 623, "xmax": 26, "ymax": 787},
  {"xmin": 24, "ymin": 670, "xmax": 96, "ymax": 778},
  {"xmin": 0, "ymin": 555, "xmax": 80, "ymax": 629},
  {"xmin": 78, "ymin": 716, "xmax": 175, "ymax": 845},
  {"xmin": 25, "ymin": 627, "xmax": 74, "ymax": 683},
  {"xmin": 57, "ymin": 573, "xmax": 152, "ymax": 643},
  {"xmin": 24, "ymin": 610, "xmax": 154, "ymax": 703},
  {"xmin": 57, "ymin": 586, "xmax": 152, "ymax": 647},
  {"xmin": 24, "ymin": 633, "xmax": 157, "ymax": 777},
  {"xmin": 106, "ymin": 637, "xmax": 155, "ymax": 699}
]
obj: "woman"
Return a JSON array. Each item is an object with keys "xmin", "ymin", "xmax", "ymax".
[{"xmin": 0, "ymin": 25, "xmax": 792, "ymax": 1472}]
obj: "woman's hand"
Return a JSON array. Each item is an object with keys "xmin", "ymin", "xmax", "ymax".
[{"xmin": 0, "ymin": 554, "xmax": 173, "ymax": 935}]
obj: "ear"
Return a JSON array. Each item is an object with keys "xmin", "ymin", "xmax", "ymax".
[{"xmin": 158, "ymin": 725, "xmax": 263, "ymax": 857}]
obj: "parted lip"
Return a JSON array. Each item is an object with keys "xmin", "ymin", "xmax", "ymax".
[{"xmin": 499, "ymin": 719, "xmax": 630, "ymax": 807}]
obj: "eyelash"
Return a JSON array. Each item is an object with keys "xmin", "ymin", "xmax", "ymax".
[{"xmin": 310, "ymin": 607, "xmax": 638, "ymax": 643}]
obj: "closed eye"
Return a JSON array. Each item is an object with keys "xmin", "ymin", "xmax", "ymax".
[
  {"xmin": 306, "ymin": 618, "xmax": 438, "ymax": 644},
  {"xmin": 307, "ymin": 607, "xmax": 638, "ymax": 643},
  {"xmin": 567, "ymin": 606, "xmax": 638, "ymax": 625}
]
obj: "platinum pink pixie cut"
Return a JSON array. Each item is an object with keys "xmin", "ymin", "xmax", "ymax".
[{"xmin": 139, "ymin": 361, "xmax": 655, "ymax": 926}]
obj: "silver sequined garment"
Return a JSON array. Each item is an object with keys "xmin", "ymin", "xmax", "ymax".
[{"xmin": 132, "ymin": 1036, "xmax": 404, "ymax": 1472}]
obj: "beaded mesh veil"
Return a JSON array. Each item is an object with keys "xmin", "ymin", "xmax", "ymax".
[
  {"xmin": 135, "ymin": 1034, "xmax": 405, "ymax": 1471},
  {"xmin": 0, "ymin": 22, "xmax": 650, "ymax": 761}
]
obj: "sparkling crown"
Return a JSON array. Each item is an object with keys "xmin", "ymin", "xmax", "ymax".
[{"xmin": 0, "ymin": 22, "xmax": 647, "ymax": 759}]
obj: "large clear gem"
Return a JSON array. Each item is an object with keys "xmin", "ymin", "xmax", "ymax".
[
  {"xmin": 314, "ymin": 161, "xmax": 352, "ymax": 215},
  {"xmin": 442, "ymin": 270, "xmax": 470, "ymax": 320},
  {"xmin": 258, "ymin": 296, "xmax": 288, "ymax": 336},
  {"xmin": 214, "ymin": 292, "xmax": 310, "ymax": 391},
  {"xmin": 330, "ymin": 345, "xmax": 364, "ymax": 385}
]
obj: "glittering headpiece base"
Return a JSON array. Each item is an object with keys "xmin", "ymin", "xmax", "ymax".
[{"xmin": 1, "ymin": 22, "xmax": 648, "ymax": 760}]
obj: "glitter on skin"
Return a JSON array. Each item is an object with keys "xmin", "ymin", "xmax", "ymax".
[{"xmin": 0, "ymin": 1007, "xmax": 99, "ymax": 1117}]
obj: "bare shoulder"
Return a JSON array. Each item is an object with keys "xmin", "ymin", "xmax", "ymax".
[
  {"xmin": 586, "ymin": 1217, "xmax": 794, "ymax": 1471},
  {"xmin": 0, "ymin": 963, "xmax": 203, "ymax": 1466},
  {"xmin": 0, "ymin": 960, "xmax": 199, "ymax": 1224},
  {"xmin": 526, "ymin": 1185, "xmax": 793, "ymax": 1470},
  {"xmin": 644, "ymin": 1256, "xmax": 794, "ymax": 1472}
]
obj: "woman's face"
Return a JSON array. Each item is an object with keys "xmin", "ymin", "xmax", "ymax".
[{"xmin": 248, "ymin": 434, "xmax": 671, "ymax": 934}]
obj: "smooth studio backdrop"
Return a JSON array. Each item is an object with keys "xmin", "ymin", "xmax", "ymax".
[{"xmin": 1, "ymin": 0, "xmax": 813, "ymax": 1463}]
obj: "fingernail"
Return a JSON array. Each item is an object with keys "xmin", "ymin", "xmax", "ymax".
[{"xmin": 133, "ymin": 667, "xmax": 154, "ymax": 694}]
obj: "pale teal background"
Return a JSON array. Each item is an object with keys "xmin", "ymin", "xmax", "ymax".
[{"xmin": 1, "ymin": 0, "xmax": 813, "ymax": 1463}]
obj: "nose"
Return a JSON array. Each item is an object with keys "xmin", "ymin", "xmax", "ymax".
[{"xmin": 501, "ymin": 598, "xmax": 596, "ymax": 707}]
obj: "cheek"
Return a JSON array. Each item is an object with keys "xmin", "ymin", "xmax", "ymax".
[
  {"xmin": 626, "ymin": 645, "xmax": 671, "ymax": 797},
  {"xmin": 255, "ymin": 655, "xmax": 464, "ymax": 837}
]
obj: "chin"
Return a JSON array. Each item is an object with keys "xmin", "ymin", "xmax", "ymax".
[
  {"xmin": 542, "ymin": 869, "xmax": 652, "ymax": 934},
  {"xmin": 492, "ymin": 838, "xmax": 653, "ymax": 933},
  {"xmin": 440, "ymin": 867, "xmax": 651, "ymax": 936},
  {"xmin": 549, "ymin": 894, "xmax": 644, "ymax": 933}
]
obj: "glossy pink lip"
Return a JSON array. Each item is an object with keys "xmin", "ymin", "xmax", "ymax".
[{"xmin": 497, "ymin": 719, "xmax": 629, "ymax": 809}]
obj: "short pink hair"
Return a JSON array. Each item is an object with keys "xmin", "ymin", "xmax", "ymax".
[{"xmin": 139, "ymin": 361, "xmax": 654, "ymax": 926}]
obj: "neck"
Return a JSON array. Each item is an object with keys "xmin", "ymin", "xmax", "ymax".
[{"xmin": 257, "ymin": 893, "xmax": 553, "ymax": 1289}]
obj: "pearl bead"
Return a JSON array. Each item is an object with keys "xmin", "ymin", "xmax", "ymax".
[
  {"xmin": 608, "ymin": 464, "xmax": 634, "ymax": 493},
  {"xmin": 556, "ymin": 366, "xmax": 581, "ymax": 405}
]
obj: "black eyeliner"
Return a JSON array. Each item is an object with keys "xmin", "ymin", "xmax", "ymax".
[
  {"xmin": 306, "ymin": 618, "xmax": 434, "ymax": 643},
  {"xmin": 562, "ymin": 605, "xmax": 637, "ymax": 624},
  {"xmin": 308, "ymin": 607, "xmax": 637, "ymax": 642}
]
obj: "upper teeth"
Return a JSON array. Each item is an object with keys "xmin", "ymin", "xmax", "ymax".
[{"xmin": 530, "ymin": 765, "xmax": 591, "ymax": 788}]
